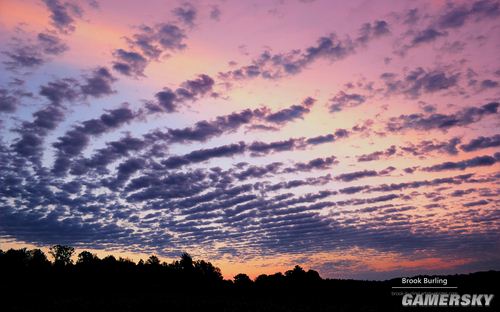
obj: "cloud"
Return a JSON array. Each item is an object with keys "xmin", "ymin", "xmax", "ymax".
[
  {"xmin": 328, "ymin": 91, "xmax": 366, "ymax": 113},
  {"xmin": 152, "ymin": 89, "xmax": 177, "ymax": 112},
  {"xmin": 80, "ymin": 67, "xmax": 116, "ymax": 97},
  {"xmin": 335, "ymin": 170, "xmax": 378, "ymax": 182},
  {"xmin": 266, "ymin": 105, "xmax": 309, "ymax": 124},
  {"xmin": 71, "ymin": 135, "xmax": 146, "ymax": 176},
  {"xmin": 265, "ymin": 97, "xmax": 315, "ymax": 124},
  {"xmin": 460, "ymin": 134, "xmax": 500, "ymax": 152},
  {"xmin": 162, "ymin": 142, "xmax": 246, "ymax": 169},
  {"xmin": 180, "ymin": 74, "xmax": 216, "ymax": 97},
  {"xmin": 163, "ymin": 108, "xmax": 267, "ymax": 142},
  {"xmin": 368, "ymin": 173, "xmax": 474, "ymax": 193},
  {"xmin": 172, "ymin": 2, "xmax": 197, "ymax": 27},
  {"xmin": 147, "ymin": 74, "xmax": 215, "ymax": 112},
  {"xmin": 248, "ymin": 138, "xmax": 302, "ymax": 155},
  {"xmin": 6, "ymin": 67, "xmax": 118, "ymax": 165},
  {"xmin": 396, "ymin": 28, "xmax": 447, "ymax": 55},
  {"xmin": 112, "ymin": 49, "xmax": 148, "ymax": 77},
  {"xmin": 0, "ymin": 204, "xmax": 134, "ymax": 247},
  {"xmin": 480, "ymin": 79, "xmax": 498, "ymax": 89},
  {"xmin": 173, "ymin": 184, "xmax": 254, "ymax": 210},
  {"xmin": 450, "ymin": 188, "xmax": 476, "ymax": 197},
  {"xmin": 0, "ymin": 89, "xmax": 18, "ymax": 113},
  {"xmin": 282, "ymin": 156, "xmax": 337, "ymax": 173},
  {"xmin": 386, "ymin": 102, "xmax": 499, "ymax": 132},
  {"xmin": 155, "ymin": 132, "xmax": 339, "ymax": 170},
  {"xmin": 148, "ymin": 23, "xmax": 187, "ymax": 52},
  {"xmin": 403, "ymin": 8, "xmax": 420, "ymax": 25},
  {"xmin": 411, "ymin": 28, "xmax": 446, "ymax": 45},
  {"xmin": 52, "ymin": 107, "xmax": 138, "ymax": 175},
  {"xmin": 210, "ymin": 6, "xmax": 221, "ymax": 21},
  {"xmin": 438, "ymin": 0, "xmax": 500, "ymax": 29},
  {"xmin": 0, "ymin": 85, "xmax": 32, "ymax": 113},
  {"xmin": 261, "ymin": 174, "xmax": 332, "ymax": 192},
  {"xmin": 42, "ymin": 0, "xmax": 84, "ymax": 33},
  {"xmin": 40, "ymin": 78, "xmax": 80, "ymax": 106},
  {"xmin": 145, "ymin": 111, "xmax": 338, "ymax": 162},
  {"xmin": 102, "ymin": 157, "xmax": 147, "ymax": 190},
  {"xmin": 357, "ymin": 145, "xmax": 396, "ymax": 162},
  {"xmin": 356, "ymin": 20, "xmax": 390, "ymax": 44},
  {"xmin": 37, "ymin": 69, "xmax": 117, "ymax": 108},
  {"xmin": 423, "ymin": 154, "xmax": 500, "ymax": 172},
  {"xmin": 306, "ymin": 134, "xmax": 335, "ymax": 145},
  {"xmin": 112, "ymin": 21, "xmax": 187, "ymax": 76},
  {"xmin": 233, "ymin": 162, "xmax": 283, "ymax": 181},
  {"xmin": 396, "ymin": 1, "xmax": 500, "ymax": 55},
  {"xmin": 400, "ymin": 137, "xmax": 461, "ymax": 156},
  {"xmin": 52, "ymin": 100, "xmax": 321, "ymax": 177},
  {"xmin": 2, "ymin": 45, "xmax": 44, "ymax": 71},
  {"xmin": 463, "ymin": 199, "xmax": 489, "ymax": 207},
  {"xmin": 381, "ymin": 67, "xmax": 459, "ymax": 98},
  {"xmin": 2, "ymin": 31, "xmax": 69, "ymax": 71},
  {"xmin": 124, "ymin": 169, "xmax": 217, "ymax": 202},
  {"xmin": 11, "ymin": 105, "xmax": 65, "ymax": 159},
  {"xmin": 339, "ymin": 185, "xmax": 370, "ymax": 194},
  {"xmin": 219, "ymin": 19, "xmax": 389, "ymax": 81},
  {"xmin": 161, "ymin": 138, "xmax": 302, "ymax": 169},
  {"xmin": 37, "ymin": 31, "xmax": 69, "ymax": 55}
]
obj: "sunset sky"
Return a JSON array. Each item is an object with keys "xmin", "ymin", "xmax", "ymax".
[{"xmin": 0, "ymin": 0, "xmax": 499, "ymax": 280}]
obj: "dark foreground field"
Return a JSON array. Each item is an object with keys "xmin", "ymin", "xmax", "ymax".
[{"xmin": 1, "ymin": 246, "xmax": 498, "ymax": 311}]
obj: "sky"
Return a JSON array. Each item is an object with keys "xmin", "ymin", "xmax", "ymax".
[{"xmin": 0, "ymin": 0, "xmax": 499, "ymax": 280}]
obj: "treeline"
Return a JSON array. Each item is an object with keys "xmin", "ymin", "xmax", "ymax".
[
  {"xmin": 1, "ymin": 244, "xmax": 391, "ymax": 311},
  {"xmin": 1, "ymin": 245, "xmax": 346, "ymax": 311},
  {"xmin": 1, "ymin": 245, "xmax": 497, "ymax": 311},
  {"xmin": 0, "ymin": 245, "xmax": 322, "ymax": 287}
]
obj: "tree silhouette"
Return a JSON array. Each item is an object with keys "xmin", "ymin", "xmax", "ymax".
[
  {"xmin": 2, "ymin": 248, "xmax": 30, "ymax": 271},
  {"xmin": 49, "ymin": 245, "xmax": 75, "ymax": 266},
  {"xmin": 28, "ymin": 249, "xmax": 51, "ymax": 270},
  {"xmin": 194, "ymin": 260, "xmax": 223, "ymax": 281},
  {"xmin": 180, "ymin": 252, "xmax": 193, "ymax": 271},
  {"xmin": 102, "ymin": 255, "xmax": 117, "ymax": 265},
  {"xmin": 76, "ymin": 251, "xmax": 99, "ymax": 266},
  {"xmin": 285, "ymin": 265, "xmax": 306, "ymax": 279},
  {"xmin": 234, "ymin": 273, "xmax": 252, "ymax": 287},
  {"xmin": 306, "ymin": 269, "xmax": 321, "ymax": 281},
  {"xmin": 146, "ymin": 255, "xmax": 160, "ymax": 266}
]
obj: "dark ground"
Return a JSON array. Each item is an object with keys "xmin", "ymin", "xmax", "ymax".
[{"xmin": 1, "ymin": 246, "xmax": 498, "ymax": 311}]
